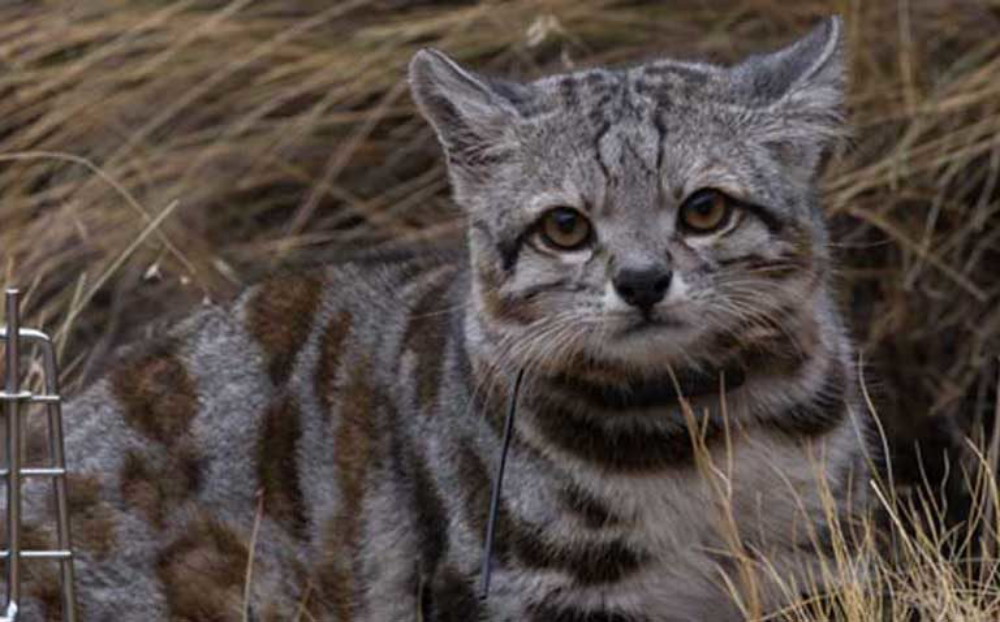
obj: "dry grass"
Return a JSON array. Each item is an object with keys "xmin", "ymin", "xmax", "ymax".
[
  {"xmin": 678, "ymin": 368, "xmax": 1000, "ymax": 622},
  {"xmin": 0, "ymin": 0, "xmax": 998, "ymax": 619}
]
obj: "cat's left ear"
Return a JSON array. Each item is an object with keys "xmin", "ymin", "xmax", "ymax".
[
  {"xmin": 409, "ymin": 49, "xmax": 522, "ymax": 175},
  {"xmin": 735, "ymin": 17, "xmax": 847, "ymax": 177}
]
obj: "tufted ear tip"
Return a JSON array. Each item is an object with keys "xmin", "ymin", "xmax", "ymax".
[
  {"xmin": 408, "ymin": 47, "xmax": 521, "ymax": 181},
  {"xmin": 408, "ymin": 48, "xmax": 465, "ymax": 116},
  {"xmin": 736, "ymin": 16, "xmax": 846, "ymax": 106},
  {"xmin": 800, "ymin": 16, "xmax": 845, "ymax": 84},
  {"xmin": 408, "ymin": 48, "xmax": 453, "ymax": 93},
  {"xmin": 735, "ymin": 17, "xmax": 849, "ymax": 183}
]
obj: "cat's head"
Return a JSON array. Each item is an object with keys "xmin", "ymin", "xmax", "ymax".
[{"xmin": 410, "ymin": 18, "xmax": 846, "ymax": 375}]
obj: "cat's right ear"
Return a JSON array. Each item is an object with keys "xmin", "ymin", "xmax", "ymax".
[{"xmin": 409, "ymin": 49, "xmax": 520, "ymax": 170}]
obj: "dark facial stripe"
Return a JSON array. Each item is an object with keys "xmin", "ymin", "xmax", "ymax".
[
  {"xmin": 653, "ymin": 113, "xmax": 667, "ymax": 174},
  {"xmin": 401, "ymin": 274, "xmax": 455, "ymax": 414},
  {"xmin": 111, "ymin": 340, "xmax": 198, "ymax": 444},
  {"xmin": 542, "ymin": 366, "xmax": 745, "ymax": 412},
  {"xmin": 593, "ymin": 119, "xmax": 613, "ymax": 188},
  {"xmin": 531, "ymin": 399, "xmax": 721, "ymax": 472},
  {"xmin": 472, "ymin": 218, "xmax": 527, "ymax": 275},
  {"xmin": 246, "ymin": 275, "xmax": 322, "ymax": 386},
  {"xmin": 455, "ymin": 442, "xmax": 647, "ymax": 585},
  {"xmin": 716, "ymin": 253, "xmax": 801, "ymax": 281},
  {"xmin": 765, "ymin": 362, "xmax": 848, "ymax": 438},
  {"xmin": 529, "ymin": 604, "xmax": 649, "ymax": 622},
  {"xmin": 475, "ymin": 251, "xmax": 538, "ymax": 326},
  {"xmin": 738, "ymin": 199, "xmax": 785, "ymax": 234},
  {"xmin": 256, "ymin": 394, "xmax": 307, "ymax": 538}
]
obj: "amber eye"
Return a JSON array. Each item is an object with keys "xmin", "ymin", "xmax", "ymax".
[
  {"xmin": 679, "ymin": 189, "xmax": 734, "ymax": 234},
  {"xmin": 539, "ymin": 207, "xmax": 593, "ymax": 251}
]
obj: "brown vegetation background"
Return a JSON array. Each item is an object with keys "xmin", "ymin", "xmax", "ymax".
[{"xmin": 0, "ymin": 0, "xmax": 998, "ymax": 500}]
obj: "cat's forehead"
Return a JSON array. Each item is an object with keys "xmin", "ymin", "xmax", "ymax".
[
  {"xmin": 506, "ymin": 63, "xmax": 758, "ymax": 206},
  {"xmin": 520, "ymin": 60, "xmax": 733, "ymax": 122}
]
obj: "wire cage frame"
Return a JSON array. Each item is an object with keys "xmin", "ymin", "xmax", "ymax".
[{"xmin": 0, "ymin": 288, "xmax": 77, "ymax": 622}]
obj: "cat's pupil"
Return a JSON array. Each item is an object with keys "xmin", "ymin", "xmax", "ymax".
[{"xmin": 554, "ymin": 212, "xmax": 577, "ymax": 231}]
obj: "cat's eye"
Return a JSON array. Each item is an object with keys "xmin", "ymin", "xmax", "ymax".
[
  {"xmin": 678, "ymin": 189, "xmax": 735, "ymax": 234},
  {"xmin": 539, "ymin": 207, "xmax": 593, "ymax": 251}
]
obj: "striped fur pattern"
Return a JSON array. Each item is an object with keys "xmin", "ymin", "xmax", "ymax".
[{"xmin": 10, "ymin": 17, "xmax": 870, "ymax": 621}]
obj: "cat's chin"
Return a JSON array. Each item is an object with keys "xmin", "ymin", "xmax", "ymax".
[
  {"xmin": 616, "ymin": 316, "xmax": 685, "ymax": 337},
  {"xmin": 594, "ymin": 316, "xmax": 701, "ymax": 367}
]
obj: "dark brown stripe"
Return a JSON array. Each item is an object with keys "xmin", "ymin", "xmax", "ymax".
[
  {"xmin": 246, "ymin": 274, "xmax": 322, "ymax": 385},
  {"xmin": 408, "ymin": 447, "xmax": 448, "ymax": 572},
  {"xmin": 456, "ymin": 442, "xmax": 647, "ymax": 585},
  {"xmin": 529, "ymin": 604, "xmax": 648, "ymax": 622},
  {"xmin": 716, "ymin": 253, "xmax": 803, "ymax": 281},
  {"xmin": 425, "ymin": 565, "xmax": 485, "ymax": 622},
  {"xmin": 738, "ymin": 199, "xmax": 785, "ymax": 234},
  {"xmin": 315, "ymin": 310, "xmax": 354, "ymax": 416},
  {"xmin": 120, "ymin": 446, "xmax": 201, "ymax": 530},
  {"xmin": 710, "ymin": 311, "xmax": 815, "ymax": 379},
  {"xmin": 402, "ymin": 275, "xmax": 454, "ymax": 414},
  {"xmin": 66, "ymin": 474, "xmax": 117, "ymax": 559},
  {"xmin": 15, "ymin": 526, "xmax": 64, "ymax": 621},
  {"xmin": 157, "ymin": 516, "xmax": 249, "ymax": 621},
  {"xmin": 257, "ymin": 394, "xmax": 307, "ymax": 538},
  {"xmin": 542, "ymin": 366, "xmax": 745, "ymax": 412},
  {"xmin": 560, "ymin": 483, "xmax": 622, "ymax": 529},
  {"xmin": 0, "ymin": 523, "xmax": 65, "ymax": 621},
  {"xmin": 475, "ymin": 250, "xmax": 537, "ymax": 325},
  {"xmin": 111, "ymin": 341, "xmax": 198, "ymax": 444},
  {"xmin": 531, "ymin": 399, "xmax": 720, "ymax": 472},
  {"xmin": 319, "ymin": 359, "xmax": 381, "ymax": 620},
  {"xmin": 766, "ymin": 363, "xmax": 848, "ymax": 438},
  {"xmin": 559, "ymin": 76, "xmax": 581, "ymax": 109}
]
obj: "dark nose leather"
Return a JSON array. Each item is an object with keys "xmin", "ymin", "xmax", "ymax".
[{"xmin": 613, "ymin": 268, "xmax": 672, "ymax": 311}]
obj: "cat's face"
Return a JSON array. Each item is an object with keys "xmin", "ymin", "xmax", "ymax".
[{"xmin": 411, "ymin": 18, "xmax": 845, "ymax": 374}]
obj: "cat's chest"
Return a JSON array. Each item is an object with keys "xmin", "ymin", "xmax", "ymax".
[{"xmin": 491, "ymin": 437, "xmax": 821, "ymax": 621}]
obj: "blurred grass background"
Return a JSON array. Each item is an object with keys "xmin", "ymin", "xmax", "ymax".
[{"xmin": 0, "ymin": 0, "xmax": 998, "ymax": 568}]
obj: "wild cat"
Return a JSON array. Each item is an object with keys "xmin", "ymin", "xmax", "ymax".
[{"xmin": 9, "ymin": 16, "xmax": 871, "ymax": 622}]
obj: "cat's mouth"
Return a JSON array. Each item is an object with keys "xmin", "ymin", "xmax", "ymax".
[{"xmin": 616, "ymin": 313, "xmax": 685, "ymax": 337}]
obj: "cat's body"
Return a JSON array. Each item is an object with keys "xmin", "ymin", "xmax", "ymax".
[{"xmin": 11, "ymin": 17, "xmax": 871, "ymax": 621}]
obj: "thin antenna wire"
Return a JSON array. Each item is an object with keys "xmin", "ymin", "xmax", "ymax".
[{"xmin": 478, "ymin": 367, "xmax": 525, "ymax": 600}]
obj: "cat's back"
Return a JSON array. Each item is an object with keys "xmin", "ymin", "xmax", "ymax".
[{"xmin": 22, "ymin": 244, "xmax": 467, "ymax": 620}]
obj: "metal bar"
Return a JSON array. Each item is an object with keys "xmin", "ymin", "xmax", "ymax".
[
  {"xmin": 0, "ymin": 469, "xmax": 66, "ymax": 478},
  {"xmin": 3, "ymin": 290, "xmax": 23, "ymax": 613},
  {"xmin": 0, "ymin": 329, "xmax": 50, "ymax": 345},
  {"xmin": 0, "ymin": 551, "xmax": 72, "ymax": 561},
  {"xmin": 35, "ymin": 335, "xmax": 77, "ymax": 622}
]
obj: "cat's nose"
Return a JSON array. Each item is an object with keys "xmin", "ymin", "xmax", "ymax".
[{"xmin": 613, "ymin": 268, "xmax": 673, "ymax": 311}]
